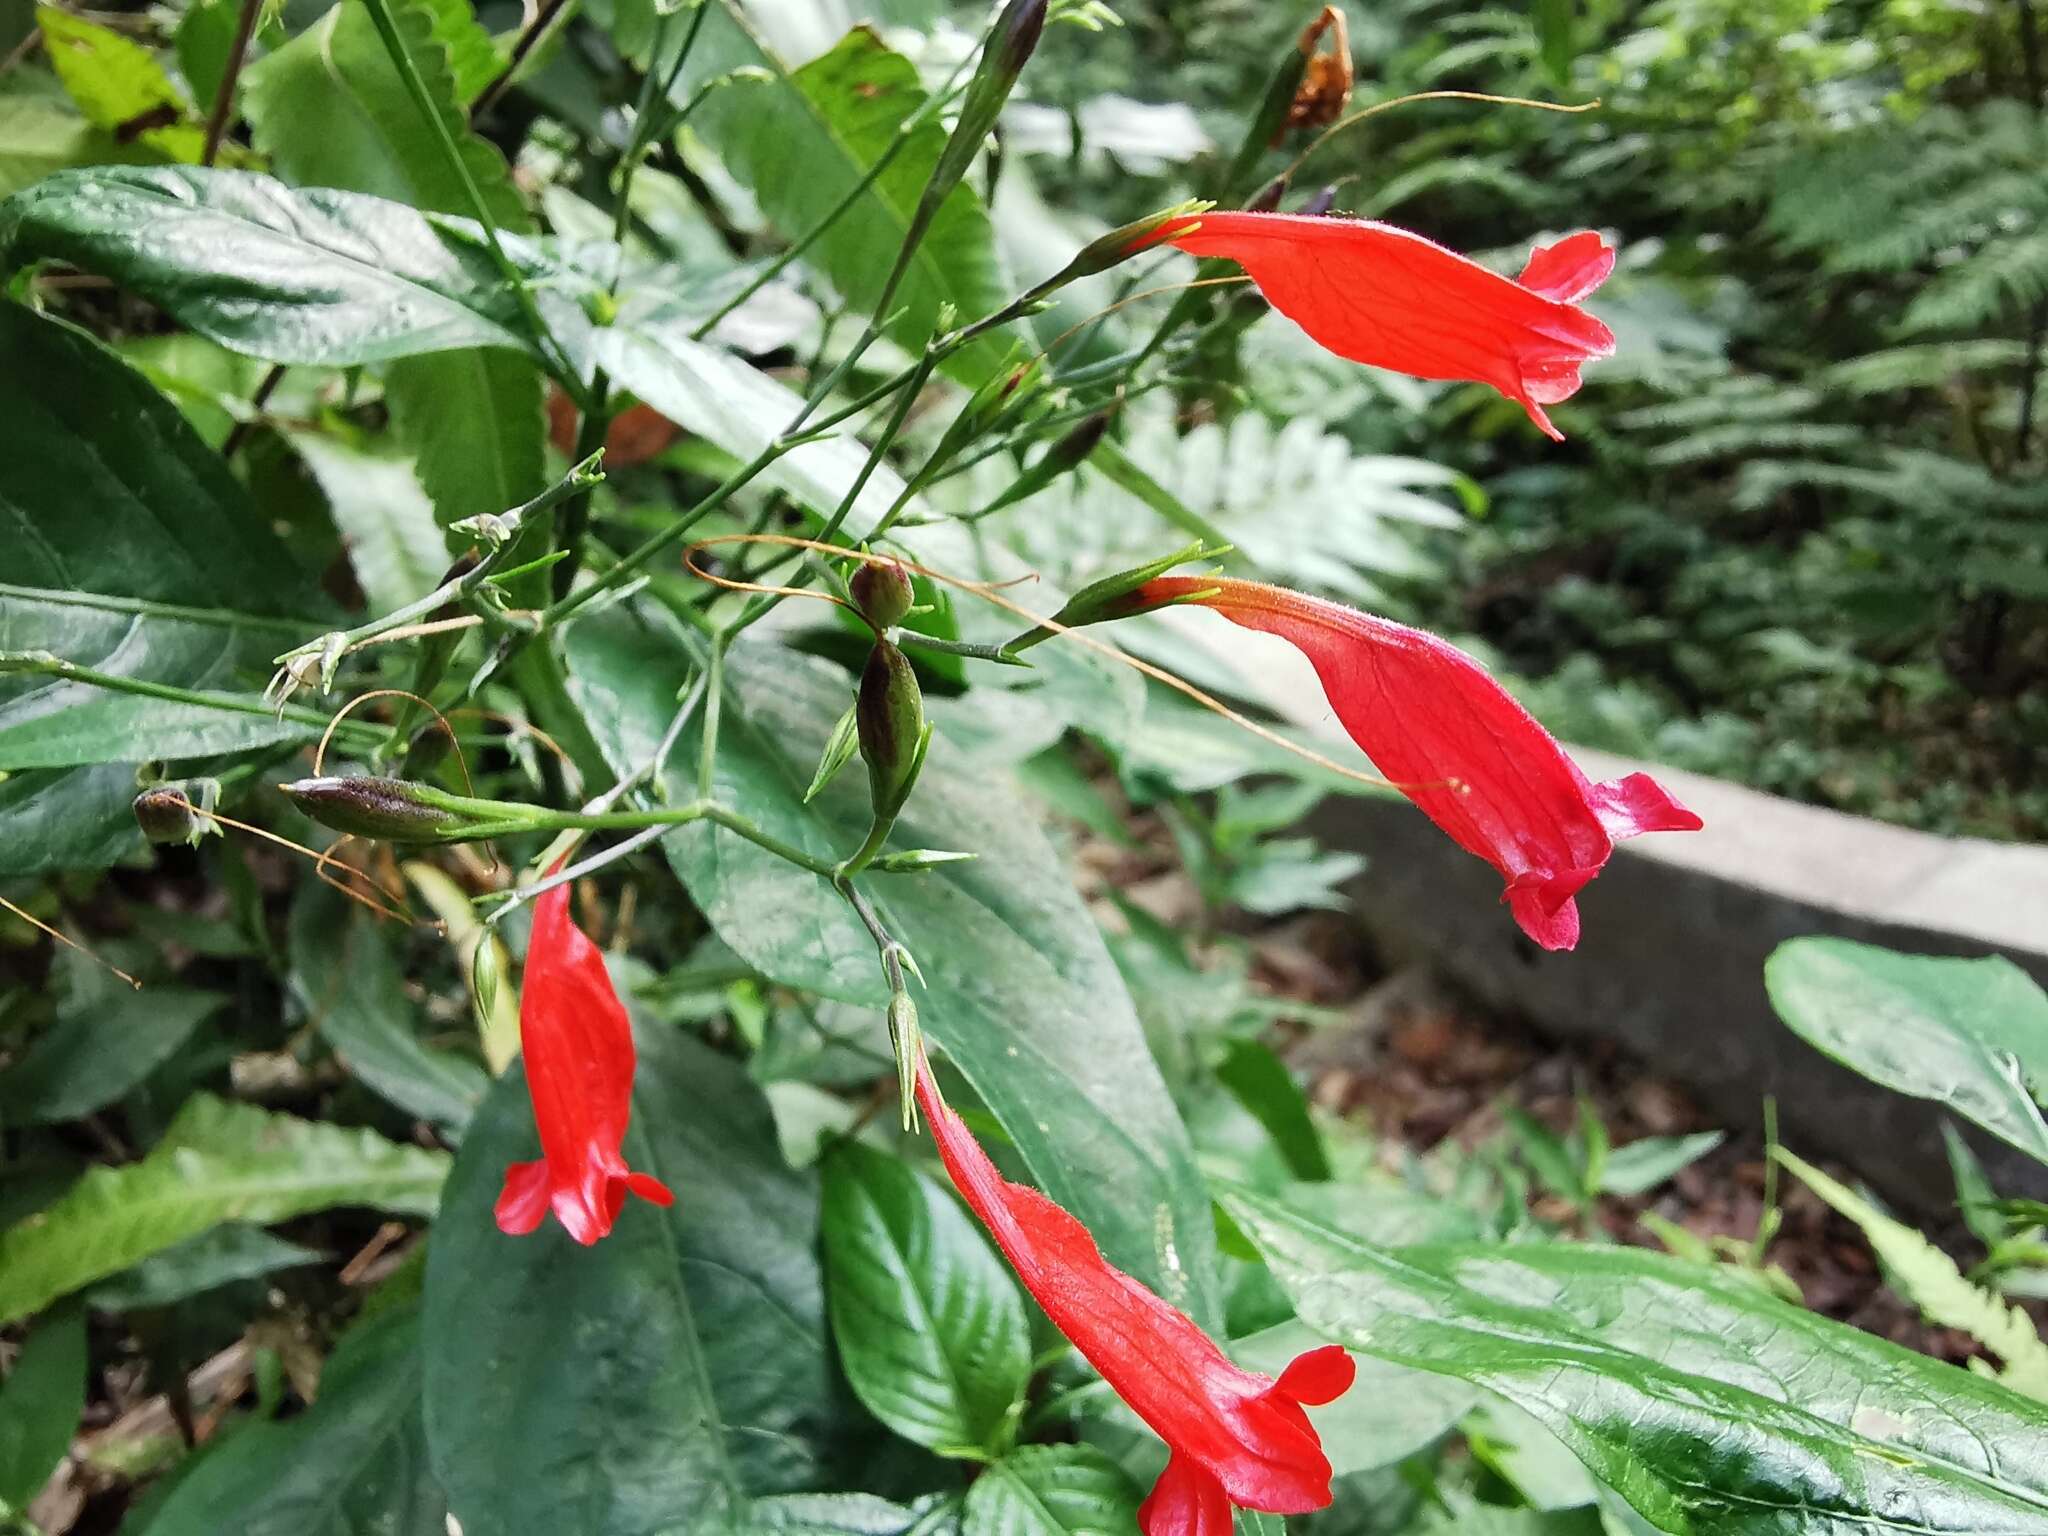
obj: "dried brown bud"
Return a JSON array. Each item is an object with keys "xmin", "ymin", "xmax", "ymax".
[{"xmin": 1280, "ymin": 7, "xmax": 1352, "ymax": 142}]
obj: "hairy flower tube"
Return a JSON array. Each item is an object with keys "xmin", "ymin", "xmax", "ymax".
[
  {"xmin": 1138, "ymin": 577, "xmax": 1701, "ymax": 949},
  {"xmin": 1152, "ymin": 212, "xmax": 1616, "ymax": 439},
  {"xmin": 494, "ymin": 875, "xmax": 673, "ymax": 1244},
  {"xmin": 913, "ymin": 1056, "xmax": 1353, "ymax": 1536}
]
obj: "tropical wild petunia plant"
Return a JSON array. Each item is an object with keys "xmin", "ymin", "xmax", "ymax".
[{"xmin": 0, "ymin": 4, "xmax": 2046, "ymax": 1536}]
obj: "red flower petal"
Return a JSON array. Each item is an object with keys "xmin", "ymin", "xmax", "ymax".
[
  {"xmin": 1138, "ymin": 578, "xmax": 1701, "ymax": 950},
  {"xmin": 913, "ymin": 1059, "xmax": 1345, "ymax": 1522},
  {"xmin": 494, "ymin": 876, "xmax": 673, "ymax": 1244},
  {"xmin": 1158, "ymin": 212, "xmax": 1615, "ymax": 439}
]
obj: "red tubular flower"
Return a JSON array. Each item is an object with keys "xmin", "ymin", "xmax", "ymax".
[
  {"xmin": 493, "ymin": 876, "xmax": 673, "ymax": 1244},
  {"xmin": 1154, "ymin": 211, "xmax": 1616, "ymax": 439},
  {"xmin": 913, "ymin": 1058, "xmax": 1352, "ymax": 1536},
  {"xmin": 1138, "ymin": 577, "xmax": 1701, "ymax": 950}
]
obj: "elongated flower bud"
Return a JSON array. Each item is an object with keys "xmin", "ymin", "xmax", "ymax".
[
  {"xmin": 850, "ymin": 559, "xmax": 915, "ymax": 632},
  {"xmin": 280, "ymin": 776, "xmax": 538, "ymax": 844},
  {"xmin": 857, "ymin": 640, "xmax": 929, "ymax": 819}
]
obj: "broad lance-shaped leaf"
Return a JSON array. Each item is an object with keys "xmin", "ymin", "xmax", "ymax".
[
  {"xmin": 0, "ymin": 987, "xmax": 224, "ymax": 1126},
  {"xmin": 1766, "ymin": 938, "xmax": 2048, "ymax": 1166},
  {"xmin": 1222, "ymin": 1187, "xmax": 2048, "ymax": 1535},
  {"xmin": 0, "ymin": 301, "xmax": 328, "ymax": 873},
  {"xmin": 0, "ymin": 167, "xmax": 589, "ymax": 366},
  {"xmin": 562, "ymin": 604, "xmax": 1221, "ymax": 1327},
  {"xmin": 143, "ymin": 1303, "xmax": 447, "ymax": 1536},
  {"xmin": 0, "ymin": 1096, "xmax": 447, "ymax": 1325},
  {"xmin": 0, "ymin": 1302, "xmax": 84, "ymax": 1517},
  {"xmin": 653, "ymin": 10, "xmax": 1016, "ymax": 386},
  {"xmin": 822, "ymin": 1141, "xmax": 1031, "ymax": 1457},
  {"xmin": 289, "ymin": 884, "xmax": 489, "ymax": 1137},
  {"xmin": 423, "ymin": 1018, "xmax": 861, "ymax": 1532}
]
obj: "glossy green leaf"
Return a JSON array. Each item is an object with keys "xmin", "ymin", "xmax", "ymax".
[
  {"xmin": 562, "ymin": 607, "xmax": 1220, "ymax": 1326},
  {"xmin": 0, "ymin": 167, "xmax": 565, "ymax": 365},
  {"xmin": 1766, "ymin": 938, "xmax": 2048, "ymax": 1165},
  {"xmin": 0, "ymin": 1300, "xmax": 84, "ymax": 1518},
  {"xmin": 0, "ymin": 985, "xmax": 223, "ymax": 1125},
  {"xmin": 961, "ymin": 1445, "xmax": 1142, "ymax": 1536},
  {"xmin": 0, "ymin": 300, "xmax": 324, "ymax": 870},
  {"xmin": 385, "ymin": 348, "xmax": 545, "ymax": 541},
  {"xmin": 743, "ymin": 1492, "xmax": 942, "ymax": 1536},
  {"xmin": 423, "ymin": 1022, "xmax": 852, "ymax": 1533},
  {"xmin": 822, "ymin": 1141, "xmax": 1031, "ymax": 1457},
  {"xmin": 85, "ymin": 1224, "xmax": 323, "ymax": 1312},
  {"xmin": 1224, "ymin": 1186, "xmax": 2048, "ymax": 1536},
  {"xmin": 289, "ymin": 885, "xmax": 489, "ymax": 1135},
  {"xmin": 142, "ymin": 1302, "xmax": 447, "ymax": 1536},
  {"xmin": 661, "ymin": 12, "xmax": 1014, "ymax": 385},
  {"xmin": 0, "ymin": 1095, "xmax": 447, "ymax": 1324}
]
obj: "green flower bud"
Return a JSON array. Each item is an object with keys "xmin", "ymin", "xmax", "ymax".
[
  {"xmin": 280, "ymin": 776, "xmax": 539, "ymax": 844},
  {"xmin": 133, "ymin": 780, "xmax": 222, "ymax": 848},
  {"xmin": 857, "ymin": 641, "xmax": 930, "ymax": 819},
  {"xmin": 850, "ymin": 558, "xmax": 916, "ymax": 632},
  {"xmin": 1006, "ymin": 539, "xmax": 1234, "ymax": 652}
]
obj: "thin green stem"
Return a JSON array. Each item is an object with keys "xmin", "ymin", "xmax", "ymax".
[
  {"xmin": 356, "ymin": 0, "xmax": 584, "ymax": 401},
  {"xmin": 691, "ymin": 72, "xmax": 976, "ymax": 344},
  {"xmin": 1, "ymin": 654, "xmax": 388, "ymax": 743},
  {"xmin": 696, "ymin": 640, "xmax": 725, "ymax": 800}
]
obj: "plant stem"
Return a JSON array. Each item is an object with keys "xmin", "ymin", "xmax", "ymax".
[
  {"xmin": 220, "ymin": 363, "xmax": 286, "ymax": 460},
  {"xmin": 689, "ymin": 72, "xmax": 976, "ymax": 344},
  {"xmin": 471, "ymin": 0, "xmax": 578, "ymax": 116},
  {"xmin": 200, "ymin": 0, "xmax": 264, "ymax": 166},
  {"xmin": 0, "ymin": 654, "xmax": 388, "ymax": 744}
]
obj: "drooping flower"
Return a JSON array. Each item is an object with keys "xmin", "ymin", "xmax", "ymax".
[
  {"xmin": 494, "ymin": 875, "xmax": 673, "ymax": 1244},
  {"xmin": 912, "ymin": 1057, "xmax": 1353, "ymax": 1536},
  {"xmin": 1136, "ymin": 577, "xmax": 1701, "ymax": 950},
  {"xmin": 1152, "ymin": 212, "xmax": 1616, "ymax": 439}
]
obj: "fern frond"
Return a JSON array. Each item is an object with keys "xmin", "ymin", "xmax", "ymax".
[
  {"xmin": 1647, "ymin": 422, "xmax": 1862, "ymax": 468},
  {"xmin": 1906, "ymin": 231, "xmax": 2048, "ymax": 332},
  {"xmin": 1824, "ymin": 340, "xmax": 2030, "ymax": 393}
]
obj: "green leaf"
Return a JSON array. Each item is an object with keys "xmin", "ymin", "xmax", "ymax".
[
  {"xmin": 1533, "ymin": 0, "xmax": 1575, "ymax": 88},
  {"xmin": 1774, "ymin": 1147, "xmax": 2048, "ymax": 1402},
  {"xmin": 821, "ymin": 1140, "xmax": 1031, "ymax": 1457},
  {"xmin": 289, "ymin": 885, "xmax": 489, "ymax": 1135},
  {"xmin": 37, "ymin": 6, "xmax": 203, "ymax": 163},
  {"xmin": 1224, "ymin": 1186, "xmax": 2048, "ymax": 1536},
  {"xmin": 961, "ymin": 1445, "xmax": 1142, "ymax": 1536},
  {"xmin": 0, "ymin": 986, "xmax": 223, "ymax": 1125},
  {"xmin": 385, "ymin": 349, "xmax": 545, "ymax": 539},
  {"xmin": 1215, "ymin": 1040, "xmax": 1331, "ymax": 1182},
  {"xmin": 744, "ymin": 1492, "xmax": 941, "ymax": 1536},
  {"xmin": 562, "ymin": 607, "xmax": 1220, "ymax": 1325},
  {"xmin": 0, "ymin": 96, "xmax": 121, "ymax": 197},
  {"xmin": 285, "ymin": 433, "xmax": 449, "ymax": 614},
  {"xmin": 141, "ymin": 1302, "xmax": 448, "ymax": 1536},
  {"xmin": 422, "ymin": 1022, "xmax": 851, "ymax": 1533},
  {"xmin": 1766, "ymin": 938, "xmax": 2048, "ymax": 1165},
  {"xmin": 0, "ymin": 1095, "xmax": 447, "ymax": 1324},
  {"xmin": 662, "ymin": 11, "xmax": 1014, "ymax": 385},
  {"xmin": 86, "ymin": 1224, "xmax": 323, "ymax": 1311},
  {"xmin": 0, "ymin": 167, "xmax": 567, "ymax": 365},
  {"xmin": 0, "ymin": 1300, "xmax": 84, "ymax": 1518},
  {"xmin": 1596, "ymin": 1132, "xmax": 1724, "ymax": 1198},
  {"xmin": 0, "ymin": 300, "xmax": 324, "ymax": 870}
]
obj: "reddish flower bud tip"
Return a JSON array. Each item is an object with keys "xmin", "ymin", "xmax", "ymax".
[
  {"xmin": 494, "ymin": 878, "xmax": 673, "ymax": 1244},
  {"xmin": 1137, "ymin": 577, "xmax": 1700, "ymax": 949},
  {"xmin": 1159, "ymin": 213, "xmax": 1617, "ymax": 439},
  {"xmin": 912, "ymin": 1056, "xmax": 1349, "ymax": 1532},
  {"xmin": 850, "ymin": 558, "xmax": 915, "ymax": 631}
]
